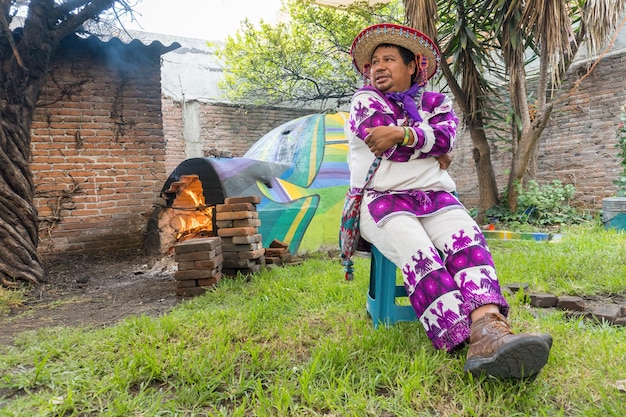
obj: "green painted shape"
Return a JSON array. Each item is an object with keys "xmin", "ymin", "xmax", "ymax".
[
  {"xmin": 258, "ymin": 195, "xmax": 320, "ymax": 254},
  {"xmin": 298, "ymin": 186, "xmax": 346, "ymax": 252}
]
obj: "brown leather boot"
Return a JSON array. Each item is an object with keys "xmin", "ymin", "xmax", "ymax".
[{"xmin": 463, "ymin": 312, "xmax": 552, "ymax": 379}]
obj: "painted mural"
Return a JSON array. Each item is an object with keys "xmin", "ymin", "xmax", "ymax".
[
  {"xmin": 245, "ymin": 112, "xmax": 350, "ymax": 253},
  {"xmin": 162, "ymin": 112, "xmax": 350, "ymax": 254}
]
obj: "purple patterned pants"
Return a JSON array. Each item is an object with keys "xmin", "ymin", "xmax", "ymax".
[{"xmin": 360, "ymin": 203, "xmax": 510, "ymax": 352}]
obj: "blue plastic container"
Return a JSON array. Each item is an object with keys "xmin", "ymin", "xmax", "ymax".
[{"xmin": 602, "ymin": 197, "xmax": 626, "ymax": 231}]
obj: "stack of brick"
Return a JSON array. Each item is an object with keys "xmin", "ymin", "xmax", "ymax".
[
  {"xmin": 215, "ymin": 196, "xmax": 266, "ymax": 276},
  {"xmin": 173, "ymin": 236, "xmax": 223, "ymax": 296},
  {"xmin": 264, "ymin": 239, "xmax": 292, "ymax": 266}
]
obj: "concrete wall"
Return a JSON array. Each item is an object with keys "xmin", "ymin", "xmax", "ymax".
[{"xmin": 162, "ymin": 99, "xmax": 315, "ymax": 174}]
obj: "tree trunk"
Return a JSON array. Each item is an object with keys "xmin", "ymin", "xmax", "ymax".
[
  {"xmin": 468, "ymin": 123, "xmax": 499, "ymax": 221},
  {"xmin": 406, "ymin": 1, "xmax": 501, "ymax": 221},
  {"xmin": 506, "ymin": 61, "xmax": 532, "ymax": 212},
  {"xmin": 0, "ymin": 2, "xmax": 58, "ymax": 287},
  {"xmin": 438, "ymin": 56, "xmax": 500, "ymax": 220},
  {"xmin": 506, "ymin": 104, "xmax": 554, "ymax": 211},
  {"xmin": 0, "ymin": 105, "xmax": 46, "ymax": 287},
  {"xmin": 0, "ymin": 0, "xmax": 122, "ymax": 287},
  {"xmin": 526, "ymin": 144, "xmax": 538, "ymax": 181}
]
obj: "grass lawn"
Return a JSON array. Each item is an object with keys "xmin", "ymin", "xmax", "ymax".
[{"xmin": 0, "ymin": 223, "xmax": 625, "ymax": 416}]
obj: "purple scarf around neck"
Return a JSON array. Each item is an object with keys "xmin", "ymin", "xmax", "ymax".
[{"xmin": 384, "ymin": 83, "xmax": 423, "ymax": 123}]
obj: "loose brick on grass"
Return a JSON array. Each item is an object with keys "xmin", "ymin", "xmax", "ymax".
[{"xmin": 557, "ymin": 296, "xmax": 586, "ymax": 311}]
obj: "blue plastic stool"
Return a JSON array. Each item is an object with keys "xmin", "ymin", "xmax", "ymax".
[{"xmin": 366, "ymin": 246, "xmax": 417, "ymax": 328}]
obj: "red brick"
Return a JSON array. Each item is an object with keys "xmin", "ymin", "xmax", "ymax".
[
  {"xmin": 174, "ymin": 269, "xmax": 221, "ymax": 281},
  {"xmin": 223, "ymin": 258, "xmax": 256, "ymax": 269},
  {"xmin": 174, "ymin": 246, "xmax": 222, "ymax": 262},
  {"xmin": 174, "ymin": 237, "xmax": 222, "ymax": 254},
  {"xmin": 222, "ymin": 242, "xmax": 262, "ymax": 252},
  {"xmin": 265, "ymin": 247, "xmax": 289, "ymax": 257},
  {"xmin": 177, "ymin": 261, "xmax": 196, "ymax": 271},
  {"xmin": 224, "ymin": 196, "xmax": 261, "ymax": 204},
  {"xmin": 219, "ymin": 236, "xmax": 233, "ymax": 245},
  {"xmin": 215, "ymin": 220, "xmax": 233, "ymax": 229},
  {"xmin": 215, "ymin": 211, "xmax": 259, "ymax": 221},
  {"xmin": 232, "ymin": 234, "xmax": 263, "ymax": 244},
  {"xmin": 215, "ymin": 202, "xmax": 256, "ymax": 212},
  {"xmin": 269, "ymin": 239, "xmax": 289, "ymax": 249},
  {"xmin": 265, "ymin": 256, "xmax": 283, "ymax": 265},
  {"xmin": 239, "ymin": 248, "xmax": 265, "ymax": 260},
  {"xmin": 194, "ymin": 255, "xmax": 224, "ymax": 269},
  {"xmin": 197, "ymin": 275, "xmax": 221, "ymax": 287},
  {"xmin": 217, "ymin": 227, "xmax": 257, "ymax": 237},
  {"xmin": 233, "ymin": 218, "xmax": 261, "ymax": 228}
]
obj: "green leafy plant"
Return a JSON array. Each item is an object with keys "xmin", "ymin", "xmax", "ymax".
[
  {"xmin": 614, "ymin": 104, "xmax": 626, "ymax": 196},
  {"xmin": 485, "ymin": 180, "xmax": 590, "ymax": 229}
]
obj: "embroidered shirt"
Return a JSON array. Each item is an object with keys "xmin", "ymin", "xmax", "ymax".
[{"xmin": 345, "ymin": 85, "xmax": 463, "ymax": 225}]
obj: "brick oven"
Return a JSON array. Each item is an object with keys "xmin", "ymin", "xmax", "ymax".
[{"xmin": 145, "ymin": 156, "xmax": 289, "ymax": 256}]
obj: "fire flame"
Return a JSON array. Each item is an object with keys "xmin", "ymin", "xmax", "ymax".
[
  {"xmin": 167, "ymin": 175, "xmax": 214, "ymax": 242},
  {"xmin": 183, "ymin": 188, "xmax": 203, "ymax": 207}
]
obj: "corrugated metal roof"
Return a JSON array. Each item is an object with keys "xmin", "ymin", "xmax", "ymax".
[{"xmin": 66, "ymin": 31, "xmax": 181, "ymax": 55}]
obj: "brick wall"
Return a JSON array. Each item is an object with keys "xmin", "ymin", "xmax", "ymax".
[
  {"xmin": 30, "ymin": 35, "xmax": 315, "ymax": 258},
  {"xmin": 31, "ymin": 37, "xmax": 168, "ymax": 257},
  {"xmin": 448, "ymin": 52, "xmax": 626, "ymax": 210},
  {"xmin": 31, "ymin": 39, "xmax": 624, "ymax": 258}
]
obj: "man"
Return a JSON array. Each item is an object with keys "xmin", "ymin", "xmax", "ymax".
[{"xmin": 345, "ymin": 23, "xmax": 552, "ymax": 379}]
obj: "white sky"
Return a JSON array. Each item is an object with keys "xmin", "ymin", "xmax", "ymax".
[{"xmin": 123, "ymin": 0, "xmax": 284, "ymax": 41}]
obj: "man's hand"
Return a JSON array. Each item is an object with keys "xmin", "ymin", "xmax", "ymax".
[
  {"xmin": 436, "ymin": 153, "xmax": 453, "ymax": 170},
  {"xmin": 364, "ymin": 126, "xmax": 403, "ymax": 156},
  {"xmin": 364, "ymin": 126, "xmax": 454, "ymax": 169}
]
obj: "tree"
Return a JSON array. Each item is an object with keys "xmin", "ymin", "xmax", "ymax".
[
  {"xmin": 0, "ymin": 0, "xmax": 134, "ymax": 287},
  {"xmin": 406, "ymin": 0, "xmax": 502, "ymax": 217},
  {"xmin": 215, "ymin": 0, "xmax": 406, "ymax": 109},
  {"xmin": 406, "ymin": 0, "xmax": 625, "ymax": 212},
  {"xmin": 495, "ymin": 0, "xmax": 625, "ymax": 210}
]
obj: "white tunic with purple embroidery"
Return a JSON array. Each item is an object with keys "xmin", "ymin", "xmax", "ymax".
[
  {"xmin": 346, "ymin": 85, "xmax": 462, "ymax": 220},
  {"xmin": 345, "ymin": 85, "xmax": 510, "ymax": 352}
]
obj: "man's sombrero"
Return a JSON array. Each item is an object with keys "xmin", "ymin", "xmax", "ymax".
[{"xmin": 350, "ymin": 23, "xmax": 440, "ymax": 82}]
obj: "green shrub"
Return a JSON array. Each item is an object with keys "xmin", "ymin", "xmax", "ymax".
[{"xmin": 485, "ymin": 180, "xmax": 591, "ymax": 229}]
